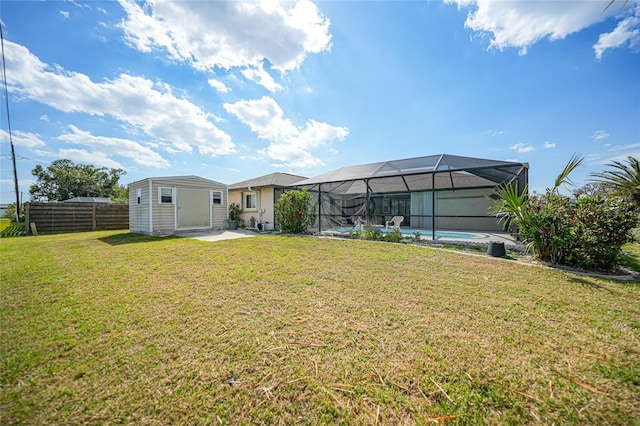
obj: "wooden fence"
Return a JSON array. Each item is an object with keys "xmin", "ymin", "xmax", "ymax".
[{"xmin": 25, "ymin": 202, "xmax": 129, "ymax": 235}]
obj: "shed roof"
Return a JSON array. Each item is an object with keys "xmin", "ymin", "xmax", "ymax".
[
  {"xmin": 229, "ymin": 172, "xmax": 307, "ymax": 190},
  {"xmin": 128, "ymin": 175, "xmax": 227, "ymax": 187}
]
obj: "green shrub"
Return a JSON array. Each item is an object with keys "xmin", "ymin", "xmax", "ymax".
[
  {"xmin": 363, "ymin": 227, "xmax": 382, "ymax": 241},
  {"xmin": 564, "ymin": 196, "xmax": 638, "ymax": 271},
  {"xmin": 384, "ymin": 228, "xmax": 403, "ymax": 243},
  {"xmin": 491, "ymin": 154, "xmax": 639, "ymax": 272},
  {"xmin": 274, "ymin": 188, "xmax": 316, "ymax": 234},
  {"xmin": 510, "ymin": 193, "xmax": 638, "ymax": 271}
]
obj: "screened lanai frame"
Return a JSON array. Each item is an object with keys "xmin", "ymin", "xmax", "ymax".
[{"xmin": 290, "ymin": 154, "xmax": 528, "ymax": 239}]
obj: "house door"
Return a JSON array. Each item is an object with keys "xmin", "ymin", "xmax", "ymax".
[
  {"xmin": 177, "ymin": 188, "xmax": 211, "ymax": 229},
  {"xmin": 390, "ymin": 195, "xmax": 410, "ymax": 225}
]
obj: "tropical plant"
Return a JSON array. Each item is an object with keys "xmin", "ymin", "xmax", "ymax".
[
  {"xmin": 490, "ymin": 154, "xmax": 639, "ymax": 271},
  {"xmin": 228, "ymin": 202, "xmax": 241, "ymax": 221},
  {"xmin": 489, "ymin": 182, "xmax": 528, "ymax": 234},
  {"xmin": 551, "ymin": 153, "xmax": 584, "ymax": 194},
  {"xmin": 274, "ymin": 188, "xmax": 316, "ymax": 234},
  {"xmin": 605, "ymin": 0, "xmax": 629, "ymax": 10},
  {"xmin": 591, "ymin": 156, "xmax": 640, "ymax": 206}
]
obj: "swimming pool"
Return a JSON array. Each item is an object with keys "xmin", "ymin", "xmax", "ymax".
[{"xmin": 326, "ymin": 227, "xmax": 483, "ymax": 239}]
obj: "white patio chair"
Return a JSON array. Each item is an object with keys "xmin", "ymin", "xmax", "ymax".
[{"xmin": 385, "ymin": 216, "xmax": 403, "ymax": 230}]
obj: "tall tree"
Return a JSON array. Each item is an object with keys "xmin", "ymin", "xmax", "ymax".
[{"xmin": 29, "ymin": 159, "xmax": 125, "ymax": 202}]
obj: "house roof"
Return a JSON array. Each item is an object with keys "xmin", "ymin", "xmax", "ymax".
[
  {"xmin": 292, "ymin": 154, "xmax": 528, "ymax": 194},
  {"xmin": 128, "ymin": 175, "xmax": 227, "ymax": 187},
  {"xmin": 62, "ymin": 197, "xmax": 112, "ymax": 203},
  {"xmin": 229, "ymin": 172, "xmax": 307, "ymax": 190}
]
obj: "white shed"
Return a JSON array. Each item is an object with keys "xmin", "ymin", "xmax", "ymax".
[{"xmin": 128, "ymin": 176, "xmax": 228, "ymax": 235}]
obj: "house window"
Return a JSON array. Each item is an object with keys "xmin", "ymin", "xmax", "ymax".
[
  {"xmin": 212, "ymin": 190, "xmax": 223, "ymax": 205},
  {"xmin": 244, "ymin": 193, "xmax": 257, "ymax": 210},
  {"xmin": 159, "ymin": 187, "xmax": 173, "ymax": 204},
  {"xmin": 136, "ymin": 188, "xmax": 141, "ymax": 205}
]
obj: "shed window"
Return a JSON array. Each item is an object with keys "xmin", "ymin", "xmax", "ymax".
[
  {"xmin": 159, "ymin": 187, "xmax": 173, "ymax": 204},
  {"xmin": 244, "ymin": 193, "xmax": 257, "ymax": 210},
  {"xmin": 136, "ymin": 188, "xmax": 141, "ymax": 205},
  {"xmin": 212, "ymin": 190, "xmax": 223, "ymax": 205}
]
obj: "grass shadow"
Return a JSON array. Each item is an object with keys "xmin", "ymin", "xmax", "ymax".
[
  {"xmin": 99, "ymin": 232, "xmax": 183, "ymax": 246},
  {"xmin": 568, "ymin": 277, "xmax": 615, "ymax": 293}
]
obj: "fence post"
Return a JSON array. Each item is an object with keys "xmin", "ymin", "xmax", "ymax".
[
  {"xmin": 24, "ymin": 202, "xmax": 30, "ymax": 235},
  {"xmin": 92, "ymin": 203, "xmax": 97, "ymax": 231}
]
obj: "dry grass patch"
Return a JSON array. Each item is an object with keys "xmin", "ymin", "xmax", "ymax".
[{"xmin": 1, "ymin": 231, "xmax": 638, "ymax": 424}]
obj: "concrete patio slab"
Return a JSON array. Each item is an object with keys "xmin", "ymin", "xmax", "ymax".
[{"xmin": 183, "ymin": 229, "xmax": 261, "ymax": 242}]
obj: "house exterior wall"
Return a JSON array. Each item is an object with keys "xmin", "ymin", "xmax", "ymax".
[
  {"xmin": 409, "ymin": 187, "xmax": 501, "ymax": 231},
  {"xmin": 129, "ymin": 176, "xmax": 227, "ymax": 235},
  {"xmin": 228, "ymin": 187, "xmax": 278, "ymax": 230},
  {"xmin": 129, "ymin": 180, "xmax": 150, "ymax": 234}
]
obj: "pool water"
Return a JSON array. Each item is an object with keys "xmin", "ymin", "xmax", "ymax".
[{"xmin": 327, "ymin": 227, "xmax": 482, "ymax": 239}]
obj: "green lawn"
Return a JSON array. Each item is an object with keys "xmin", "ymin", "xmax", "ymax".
[
  {"xmin": 0, "ymin": 217, "xmax": 11, "ymax": 232},
  {"xmin": 1, "ymin": 231, "xmax": 638, "ymax": 424}
]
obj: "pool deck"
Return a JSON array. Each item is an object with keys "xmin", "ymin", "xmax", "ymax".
[{"xmin": 321, "ymin": 227, "xmax": 520, "ymax": 248}]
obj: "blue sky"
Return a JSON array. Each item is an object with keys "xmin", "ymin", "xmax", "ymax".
[{"xmin": 1, "ymin": 0, "xmax": 639, "ymax": 204}]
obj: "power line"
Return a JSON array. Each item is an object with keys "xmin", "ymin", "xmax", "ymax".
[{"xmin": 0, "ymin": 22, "xmax": 20, "ymax": 220}]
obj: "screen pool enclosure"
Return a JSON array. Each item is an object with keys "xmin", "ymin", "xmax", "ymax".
[{"xmin": 291, "ymin": 154, "xmax": 528, "ymax": 239}]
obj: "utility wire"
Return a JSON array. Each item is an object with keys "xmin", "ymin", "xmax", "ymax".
[{"xmin": 0, "ymin": 22, "xmax": 20, "ymax": 221}]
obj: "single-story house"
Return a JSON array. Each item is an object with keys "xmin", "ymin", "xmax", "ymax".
[
  {"xmin": 290, "ymin": 153, "xmax": 529, "ymax": 235},
  {"xmin": 228, "ymin": 172, "xmax": 307, "ymax": 231},
  {"xmin": 128, "ymin": 176, "xmax": 227, "ymax": 235}
]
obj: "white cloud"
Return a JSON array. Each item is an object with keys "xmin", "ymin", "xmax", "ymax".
[
  {"xmin": 607, "ymin": 142, "xmax": 640, "ymax": 152},
  {"xmin": 118, "ymin": 0, "xmax": 332, "ymax": 72},
  {"xmin": 208, "ymin": 78, "xmax": 231, "ymax": 93},
  {"xmin": 592, "ymin": 130, "xmax": 610, "ymax": 141},
  {"xmin": 594, "ymin": 7, "xmax": 640, "ymax": 59},
  {"xmin": 3, "ymin": 40, "xmax": 235, "ymax": 157},
  {"xmin": 543, "ymin": 141, "xmax": 556, "ymax": 149},
  {"xmin": 39, "ymin": 115, "xmax": 49, "ymax": 122},
  {"xmin": 446, "ymin": 0, "xmax": 634, "ymax": 57},
  {"xmin": 486, "ymin": 129, "xmax": 504, "ymax": 137},
  {"xmin": 57, "ymin": 125, "xmax": 170, "ymax": 168},
  {"xmin": 510, "ymin": 143, "xmax": 534, "ymax": 153},
  {"xmin": 241, "ymin": 63, "xmax": 284, "ymax": 92},
  {"xmin": 58, "ymin": 148, "xmax": 124, "ymax": 169},
  {"xmin": 59, "ymin": 10, "xmax": 70, "ymax": 19},
  {"xmin": 224, "ymin": 96, "xmax": 348, "ymax": 168},
  {"xmin": 67, "ymin": 0, "xmax": 91, "ymax": 10},
  {"xmin": 0, "ymin": 129, "xmax": 46, "ymax": 148},
  {"xmin": 0, "ymin": 178, "xmax": 36, "ymax": 187}
]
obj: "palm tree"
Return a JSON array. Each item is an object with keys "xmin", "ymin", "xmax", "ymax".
[
  {"xmin": 605, "ymin": 0, "xmax": 629, "ymax": 10},
  {"xmin": 551, "ymin": 153, "xmax": 584, "ymax": 194},
  {"xmin": 591, "ymin": 156, "xmax": 640, "ymax": 206},
  {"xmin": 489, "ymin": 154, "xmax": 583, "ymax": 232}
]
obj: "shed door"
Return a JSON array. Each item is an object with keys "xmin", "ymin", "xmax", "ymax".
[{"xmin": 177, "ymin": 188, "xmax": 210, "ymax": 228}]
